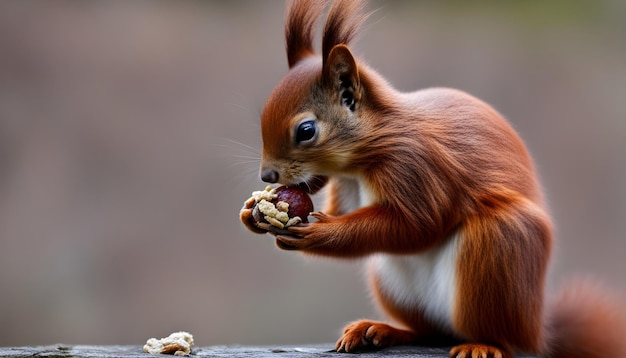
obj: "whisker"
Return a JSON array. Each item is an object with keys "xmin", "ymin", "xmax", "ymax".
[
  {"xmin": 228, "ymin": 161, "xmax": 261, "ymax": 168},
  {"xmin": 213, "ymin": 137, "xmax": 262, "ymax": 187},
  {"xmin": 218, "ymin": 138, "xmax": 261, "ymax": 155},
  {"xmin": 213, "ymin": 138, "xmax": 261, "ymax": 161},
  {"xmin": 228, "ymin": 154, "xmax": 261, "ymax": 161}
]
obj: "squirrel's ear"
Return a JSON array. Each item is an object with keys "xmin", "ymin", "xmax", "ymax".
[{"xmin": 323, "ymin": 44, "xmax": 361, "ymax": 112}]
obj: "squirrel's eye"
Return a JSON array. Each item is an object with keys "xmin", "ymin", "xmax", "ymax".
[{"xmin": 295, "ymin": 119, "xmax": 317, "ymax": 144}]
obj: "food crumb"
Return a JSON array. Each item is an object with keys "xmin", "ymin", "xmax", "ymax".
[
  {"xmin": 257, "ymin": 199, "xmax": 289, "ymax": 224},
  {"xmin": 143, "ymin": 331, "xmax": 194, "ymax": 356},
  {"xmin": 251, "ymin": 185, "xmax": 277, "ymax": 202}
]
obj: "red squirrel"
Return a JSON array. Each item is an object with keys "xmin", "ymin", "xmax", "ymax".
[{"xmin": 239, "ymin": 1, "xmax": 625, "ymax": 357}]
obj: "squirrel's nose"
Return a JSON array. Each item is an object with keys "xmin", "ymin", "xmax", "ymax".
[{"xmin": 261, "ymin": 169, "xmax": 279, "ymax": 183}]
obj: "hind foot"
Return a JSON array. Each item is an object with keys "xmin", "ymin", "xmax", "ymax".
[
  {"xmin": 450, "ymin": 343, "xmax": 510, "ymax": 358},
  {"xmin": 335, "ymin": 319, "xmax": 418, "ymax": 353}
]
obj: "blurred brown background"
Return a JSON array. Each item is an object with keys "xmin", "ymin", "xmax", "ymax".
[{"xmin": 0, "ymin": 0, "xmax": 624, "ymax": 347}]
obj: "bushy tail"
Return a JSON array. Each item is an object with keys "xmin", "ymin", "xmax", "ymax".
[{"xmin": 543, "ymin": 279, "xmax": 626, "ymax": 358}]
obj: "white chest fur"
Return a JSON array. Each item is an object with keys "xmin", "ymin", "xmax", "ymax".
[{"xmin": 369, "ymin": 232, "xmax": 459, "ymax": 333}]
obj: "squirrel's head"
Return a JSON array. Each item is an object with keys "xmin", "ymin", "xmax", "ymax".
[{"xmin": 259, "ymin": 0, "xmax": 369, "ymax": 192}]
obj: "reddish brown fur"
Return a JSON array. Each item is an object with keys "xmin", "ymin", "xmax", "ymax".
[
  {"xmin": 455, "ymin": 193, "xmax": 552, "ymax": 353},
  {"xmin": 240, "ymin": 0, "xmax": 626, "ymax": 356},
  {"xmin": 544, "ymin": 280, "xmax": 626, "ymax": 358}
]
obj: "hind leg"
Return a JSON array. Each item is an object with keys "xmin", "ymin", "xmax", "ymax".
[
  {"xmin": 454, "ymin": 196, "xmax": 551, "ymax": 354},
  {"xmin": 336, "ymin": 255, "xmax": 454, "ymax": 353},
  {"xmin": 336, "ymin": 260, "xmax": 449, "ymax": 353},
  {"xmin": 335, "ymin": 319, "xmax": 420, "ymax": 352}
]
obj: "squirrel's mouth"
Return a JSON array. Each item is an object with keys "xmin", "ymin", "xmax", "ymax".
[{"xmin": 292, "ymin": 175, "xmax": 328, "ymax": 195}]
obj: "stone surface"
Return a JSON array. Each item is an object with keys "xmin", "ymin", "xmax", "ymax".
[{"xmin": 0, "ymin": 344, "xmax": 537, "ymax": 357}]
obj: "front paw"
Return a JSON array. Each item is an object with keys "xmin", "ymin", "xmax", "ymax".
[
  {"xmin": 274, "ymin": 235, "xmax": 303, "ymax": 251},
  {"xmin": 309, "ymin": 211, "xmax": 333, "ymax": 223},
  {"xmin": 240, "ymin": 208, "xmax": 268, "ymax": 234},
  {"xmin": 239, "ymin": 197, "xmax": 268, "ymax": 234},
  {"xmin": 274, "ymin": 223, "xmax": 314, "ymax": 251},
  {"xmin": 274, "ymin": 212, "xmax": 335, "ymax": 251}
]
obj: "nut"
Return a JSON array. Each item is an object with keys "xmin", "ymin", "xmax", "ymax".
[
  {"xmin": 273, "ymin": 186, "xmax": 314, "ymax": 223},
  {"xmin": 247, "ymin": 185, "xmax": 314, "ymax": 232}
]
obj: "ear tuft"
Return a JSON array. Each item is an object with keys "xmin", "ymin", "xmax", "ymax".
[
  {"xmin": 322, "ymin": 0, "xmax": 368, "ymax": 63},
  {"xmin": 285, "ymin": 0, "xmax": 325, "ymax": 68},
  {"xmin": 285, "ymin": 0, "xmax": 370, "ymax": 69}
]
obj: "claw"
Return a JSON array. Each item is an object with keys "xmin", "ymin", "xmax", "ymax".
[{"xmin": 310, "ymin": 211, "xmax": 331, "ymax": 222}]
